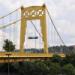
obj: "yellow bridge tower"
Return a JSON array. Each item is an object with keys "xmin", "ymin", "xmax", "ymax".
[{"xmin": 20, "ymin": 4, "xmax": 48, "ymax": 53}]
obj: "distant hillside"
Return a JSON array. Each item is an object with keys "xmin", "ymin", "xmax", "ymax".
[
  {"xmin": 14, "ymin": 45, "xmax": 75, "ymax": 55},
  {"xmin": 48, "ymin": 45, "xmax": 75, "ymax": 54}
]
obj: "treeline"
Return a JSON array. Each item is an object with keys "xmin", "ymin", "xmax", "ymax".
[
  {"xmin": 22, "ymin": 45, "xmax": 75, "ymax": 54},
  {"xmin": 48, "ymin": 45, "xmax": 75, "ymax": 54},
  {"xmin": 0, "ymin": 54, "xmax": 75, "ymax": 75}
]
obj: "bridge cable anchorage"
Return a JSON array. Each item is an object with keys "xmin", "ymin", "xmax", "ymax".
[
  {"xmin": 46, "ymin": 7, "xmax": 66, "ymax": 46},
  {"xmin": 0, "ymin": 7, "xmax": 21, "ymax": 19}
]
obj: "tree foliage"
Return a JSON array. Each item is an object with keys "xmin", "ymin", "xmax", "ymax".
[
  {"xmin": 3, "ymin": 39, "xmax": 15, "ymax": 52},
  {"xmin": 62, "ymin": 64, "xmax": 75, "ymax": 75}
]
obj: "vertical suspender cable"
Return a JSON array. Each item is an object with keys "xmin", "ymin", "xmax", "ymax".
[
  {"xmin": 8, "ymin": 14, "xmax": 10, "ymax": 75},
  {"xmin": 34, "ymin": 21, "xmax": 36, "ymax": 49},
  {"xmin": 2, "ymin": 19, "xmax": 4, "ymax": 51}
]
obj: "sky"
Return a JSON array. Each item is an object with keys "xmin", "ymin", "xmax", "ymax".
[{"xmin": 0, "ymin": 0, "xmax": 75, "ymax": 50}]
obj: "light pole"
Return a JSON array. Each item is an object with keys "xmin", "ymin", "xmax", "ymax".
[{"xmin": 6, "ymin": 53, "xmax": 11, "ymax": 75}]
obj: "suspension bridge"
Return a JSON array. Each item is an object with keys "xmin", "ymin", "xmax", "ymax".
[{"xmin": 0, "ymin": 4, "xmax": 65, "ymax": 63}]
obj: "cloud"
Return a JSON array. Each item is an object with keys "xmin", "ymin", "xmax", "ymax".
[{"xmin": 45, "ymin": 0, "xmax": 75, "ymax": 45}]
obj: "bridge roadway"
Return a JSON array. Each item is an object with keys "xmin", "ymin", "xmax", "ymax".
[{"xmin": 0, "ymin": 52, "xmax": 65, "ymax": 63}]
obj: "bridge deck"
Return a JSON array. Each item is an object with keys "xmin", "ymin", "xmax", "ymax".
[{"xmin": 0, "ymin": 52, "xmax": 65, "ymax": 63}]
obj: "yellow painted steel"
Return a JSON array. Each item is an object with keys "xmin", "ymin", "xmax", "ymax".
[
  {"xmin": 20, "ymin": 5, "xmax": 48, "ymax": 53},
  {"xmin": 0, "ymin": 52, "xmax": 65, "ymax": 57},
  {"xmin": 20, "ymin": 7, "xmax": 27, "ymax": 52},
  {"xmin": 0, "ymin": 52, "xmax": 65, "ymax": 63}
]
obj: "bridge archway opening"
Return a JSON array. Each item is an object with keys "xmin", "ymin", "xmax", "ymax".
[{"xmin": 24, "ymin": 20, "xmax": 43, "ymax": 50}]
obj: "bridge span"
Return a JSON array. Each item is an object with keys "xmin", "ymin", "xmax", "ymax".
[{"xmin": 0, "ymin": 52, "xmax": 65, "ymax": 63}]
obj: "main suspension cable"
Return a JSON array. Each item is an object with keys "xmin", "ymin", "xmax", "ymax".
[
  {"xmin": 0, "ymin": 7, "xmax": 21, "ymax": 19},
  {"xmin": 30, "ymin": 21, "xmax": 50, "ymax": 47},
  {"xmin": 46, "ymin": 7, "xmax": 66, "ymax": 46},
  {"xmin": 30, "ymin": 21, "xmax": 42, "ymax": 38},
  {"xmin": 0, "ymin": 19, "xmax": 21, "ymax": 29}
]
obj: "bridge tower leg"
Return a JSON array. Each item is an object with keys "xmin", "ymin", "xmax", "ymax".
[
  {"xmin": 40, "ymin": 17, "xmax": 48, "ymax": 53},
  {"xmin": 20, "ymin": 7, "xmax": 27, "ymax": 52}
]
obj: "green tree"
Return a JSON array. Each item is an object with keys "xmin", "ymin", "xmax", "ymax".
[
  {"xmin": 51, "ymin": 54, "xmax": 62, "ymax": 63},
  {"xmin": 62, "ymin": 64, "xmax": 75, "ymax": 75},
  {"xmin": 49, "ymin": 63, "xmax": 61, "ymax": 75},
  {"xmin": 35, "ymin": 61, "xmax": 49, "ymax": 75},
  {"xmin": 3, "ymin": 39, "xmax": 15, "ymax": 52},
  {"xmin": 63, "ymin": 54, "xmax": 75, "ymax": 66}
]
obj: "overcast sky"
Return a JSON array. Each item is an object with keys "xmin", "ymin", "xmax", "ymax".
[{"xmin": 0, "ymin": 0, "xmax": 75, "ymax": 50}]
